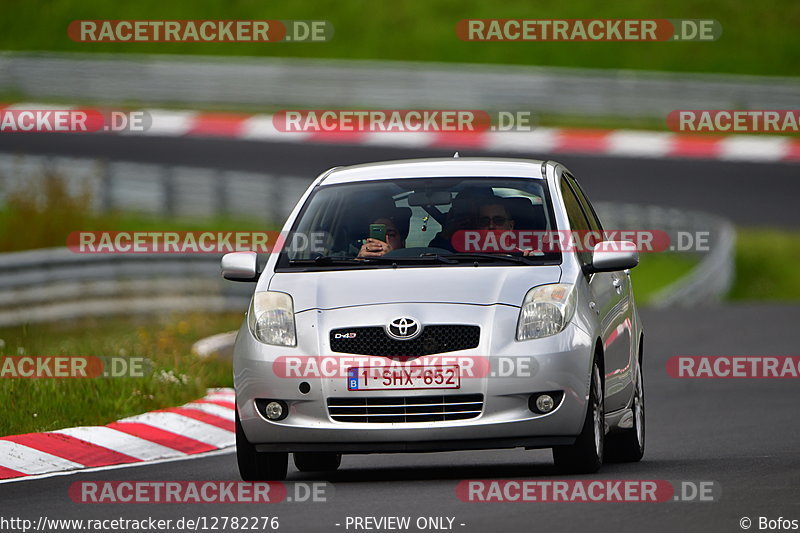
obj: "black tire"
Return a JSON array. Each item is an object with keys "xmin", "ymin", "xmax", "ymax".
[
  {"xmin": 606, "ymin": 361, "xmax": 645, "ymax": 463},
  {"xmin": 553, "ymin": 358, "xmax": 604, "ymax": 474},
  {"xmin": 235, "ymin": 409, "xmax": 288, "ymax": 481},
  {"xmin": 293, "ymin": 452, "xmax": 342, "ymax": 472}
]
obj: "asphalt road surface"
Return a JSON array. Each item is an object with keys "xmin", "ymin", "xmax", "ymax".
[
  {"xmin": 1, "ymin": 133, "xmax": 799, "ymax": 228},
  {"xmin": 1, "ymin": 304, "xmax": 798, "ymax": 533}
]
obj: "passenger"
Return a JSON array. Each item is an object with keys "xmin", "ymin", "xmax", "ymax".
[
  {"xmin": 476, "ymin": 200, "xmax": 515, "ymax": 231},
  {"xmin": 476, "ymin": 198, "xmax": 547, "ymax": 256}
]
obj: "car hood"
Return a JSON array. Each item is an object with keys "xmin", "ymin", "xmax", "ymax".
[{"xmin": 267, "ymin": 266, "xmax": 562, "ymax": 312}]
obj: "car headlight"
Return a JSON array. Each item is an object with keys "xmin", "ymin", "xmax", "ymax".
[
  {"xmin": 248, "ymin": 291, "xmax": 297, "ymax": 346},
  {"xmin": 516, "ymin": 283, "xmax": 576, "ymax": 340}
]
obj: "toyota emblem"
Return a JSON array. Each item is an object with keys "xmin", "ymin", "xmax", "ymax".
[{"xmin": 386, "ymin": 317, "xmax": 422, "ymax": 340}]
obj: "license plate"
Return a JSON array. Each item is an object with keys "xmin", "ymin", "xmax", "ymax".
[{"xmin": 347, "ymin": 365, "xmax": 460, "ymax": 391}]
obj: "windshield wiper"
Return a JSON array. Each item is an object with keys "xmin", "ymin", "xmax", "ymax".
[
  {"xmin": 290, "ymin": 254, "xmax": 528, "ymax": 266},
  {"xmin": 441, "ymin": 253, "xmax": 532, "ymax": 264},
  {"xmin": 418, "ymin": 254, "xmax": 460, "ymax": 264},
  {"xmin": 358, "ymin": 255, "xmax": 459, "ymax": 264},
  {"xmin": 289, "ymin": 256, "xmax": 363, "ymax": 265},
  {"xmin": 289, "ymin": 255, "xmax": 451, "ymax": 266}
]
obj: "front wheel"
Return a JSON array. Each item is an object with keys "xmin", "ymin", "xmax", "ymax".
[
  {"xmin": 606, "ymin": 362, "xmax": 645, "ymax": 462},
  {"xmin": 236, "ymin": 408, "xmax": 288, "ymax": 481},
  {"xmin": 553, "ymin": 359, "xmax": 604, "ymax": 474}
]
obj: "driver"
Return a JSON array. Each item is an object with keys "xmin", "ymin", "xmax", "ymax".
[{"xmin": 357, "ymin": 208, "xmax": 410, "ymax": 258}]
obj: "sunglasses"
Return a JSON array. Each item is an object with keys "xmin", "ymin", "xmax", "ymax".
[{"xmin": 477, "ymin": 216, "xmax": 510, "ymax": 227}]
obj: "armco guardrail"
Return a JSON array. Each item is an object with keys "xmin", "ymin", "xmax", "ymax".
[
  {"xmin": 1, "ymin": 52, "xmax": 798, "ymax": 118},
  {"xmin": 595, "ymin": 202, "xmax": 736, "ymax": 307},
  {"xmin": 0, "ymin": 152, "xmax": 314, "ymax": 224},
  {"xmin": 0, "ymin": 248, "xmax": 252, "ymax": 327},
  {"xmin": 0, "ymin": 204, "xmax": 734, "ymax": 327}
]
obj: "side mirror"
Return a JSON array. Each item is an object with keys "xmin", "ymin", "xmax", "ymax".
[
  {"xmin": 587, "ymin": 241, "xmax": 639, "ymax": 273},
  {"xmin": 221, "ymin": 252, "xmax": 259, "ymax": 282}
]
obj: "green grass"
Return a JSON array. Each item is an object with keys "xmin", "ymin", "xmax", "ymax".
[
  {"xmin": 0, "ymin": 313, "xmax": 241, "ymax": 436},
  {"xmin": 0, "ymin": 209, "xmax": 276, "ymax": 253},
  {"xmin": 0, "ymin": 172, "xmax": 277, "ymax": 253},
  {"xmin": 633, "ymin": 228, "xmax": 800, "ymax": 303},
  {"xmin": 630, "ymin": 252, "xmax": 699, "ymax": 304},
  {"xmin": 0, "ymin": 0, "xmax": 798, "ymax": 77},
  {"xmin": 729, "ymin": 229, "xmax": 800, "ymax": 300}
]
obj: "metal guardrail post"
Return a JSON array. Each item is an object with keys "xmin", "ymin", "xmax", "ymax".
[
  {"xmin": 99, "ymin": 159, "xmax": 113, "ymax": 212},
  {"xmin": 215, "ymin": 169, "xmax": 229, "ymax": 217},
  {"xmin": 162, "ymin": 165, "xmax": 175, "ymax": 216}
]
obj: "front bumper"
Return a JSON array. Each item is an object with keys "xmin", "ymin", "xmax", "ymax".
[{"xmin": 234, "ymin": 303, "xmax": 594, "ymax": 453}]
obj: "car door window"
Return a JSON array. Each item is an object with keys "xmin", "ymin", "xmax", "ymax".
[
  {"xmin": 565, "ymin": 173, "xmax": 603, "ymax": 233},
  {"xmin": 560, "ymin": 177, "xmax": 593, "ymax": 268}
]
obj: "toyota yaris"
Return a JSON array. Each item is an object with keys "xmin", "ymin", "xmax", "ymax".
[{"xmin": 222, "ymin": 158, "xmax": 645, "ymax": 480}]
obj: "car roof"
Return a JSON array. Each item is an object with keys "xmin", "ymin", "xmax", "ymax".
[{"xmin": 318, "ymin": 157, "xmax": 548, "ymax": 186}]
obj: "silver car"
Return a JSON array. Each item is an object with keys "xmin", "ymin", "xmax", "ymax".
[{"xmin": 222, "ymin": 157, "xmax": 645, "ymax": 480}]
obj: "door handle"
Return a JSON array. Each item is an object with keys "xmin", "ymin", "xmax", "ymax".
[
  {"xmin": 589, "ymin": 301, "xmax": 599, "ymax": 315},
  {"xmin": 612, "ymin": 277, "xmax": 623, "ymax": 294}
]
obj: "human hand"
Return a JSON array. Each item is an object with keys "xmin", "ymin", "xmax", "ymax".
[{"xmin": 358, "ymin": 238, "xmax": 393, "ymax": 257}]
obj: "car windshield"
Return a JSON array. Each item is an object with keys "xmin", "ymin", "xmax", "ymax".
[{"xmin": 278, "ymin": 177, "xmax": 561, "ymax": 269}]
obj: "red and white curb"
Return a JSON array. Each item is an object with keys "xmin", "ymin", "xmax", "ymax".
[
  {"xmin": 0, "ymin": 388, "xmax": 235, "ymax": 482},
  {"xmin": 132, "ymin": 109, "xmax": 800, "ymax": 163},
  {"xmin": 2, "ymin": 103, "xmax": 799, "ymax": 163}
]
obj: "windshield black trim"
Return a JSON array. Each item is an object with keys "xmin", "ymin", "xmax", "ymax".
[
  {"xmin": 279, "ymin": 260, "xmax": 562, "ymax": 273},
  {"xmin": 275, "ymin": 176, "xmax": 561, "ymax": 272}
]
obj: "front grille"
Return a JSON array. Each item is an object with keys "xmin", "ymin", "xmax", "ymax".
[
  {"xmin": 327, "ymin": 394, "xmax": 483, "ymax": 423},
  {"xmin": 329, "ymin": 325, "xmax": 480, "ymax": 357}
]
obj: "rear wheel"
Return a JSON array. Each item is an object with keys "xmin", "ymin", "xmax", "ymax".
[
  {"xmin": 553, "ymin": 359, "xmax": 604, "ymax": 474},
  {"xmin": 606, "ymin": 362, "xmax": 645, "ymax": 462},
  {"xmin": 293, "ymin": 452, "xmax": 342, "ymax": 472},
  {"xmin": 236, "ymin": 408, "xmax": 288, "ymax": 481}
]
